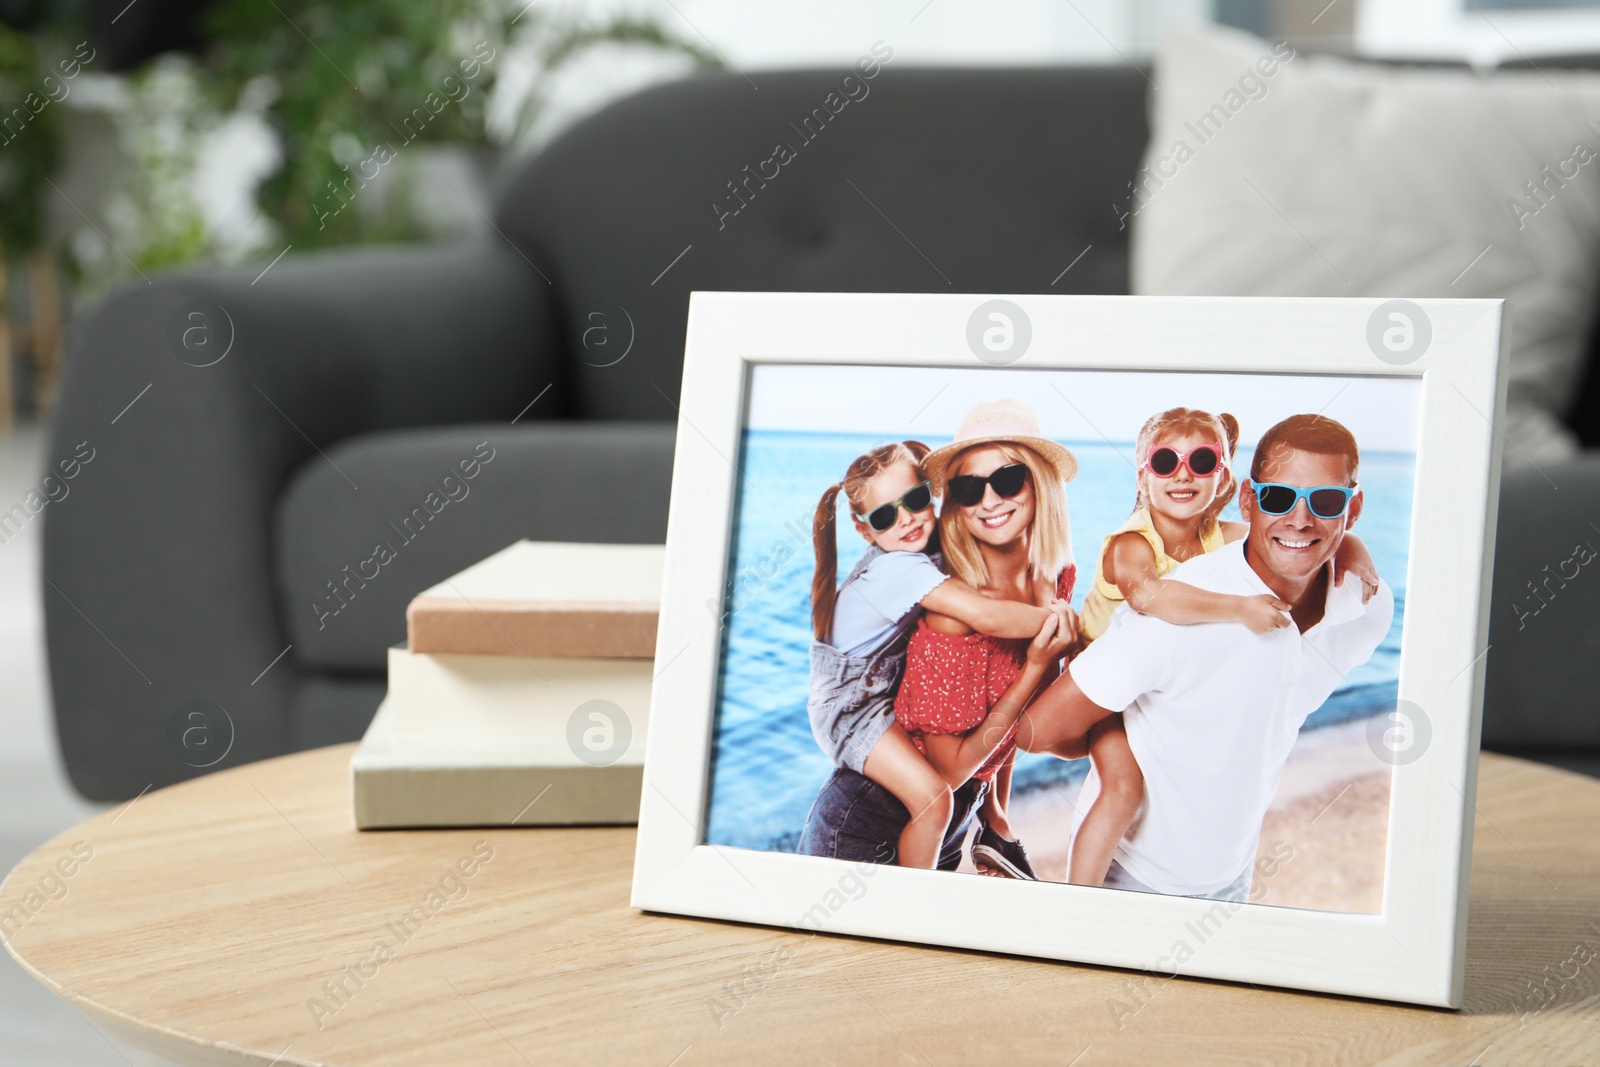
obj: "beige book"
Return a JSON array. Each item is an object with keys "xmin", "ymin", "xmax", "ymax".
[
  {"xmin": 406, "ymin": 540, "xmax": 663, "ymax": 658},
  {"xmin": 386, "ymin": 645, "xmax": 653, "ymax": 748},
  {"xmin": 351, "ymin": 698, "xmax": 644, "ymax": 829}
]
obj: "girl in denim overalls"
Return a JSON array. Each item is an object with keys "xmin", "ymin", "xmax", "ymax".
[{"xmin": 808, "ymin": 440, "xmax": 1068, "ymax": 870}]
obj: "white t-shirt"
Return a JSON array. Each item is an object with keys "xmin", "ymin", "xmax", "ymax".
[
  {"xmin": 1069, "ymin": 540, "xmax": 1393, "ymax": 896},
  {"xmin": 829, "ymin": 548, "xmax": 949, "ymax": 659}
]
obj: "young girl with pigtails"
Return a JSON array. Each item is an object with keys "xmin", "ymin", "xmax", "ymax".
[
  {"xmin": 808, "ymin": 440, "xmax": 1071, "ymax": 871},
  {"xmin": 1066, "ymin": 406, "xmax": 1382, "ymax": 887}
]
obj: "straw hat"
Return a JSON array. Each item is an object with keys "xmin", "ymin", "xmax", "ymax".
[{"xmin": 923, "ymin": 398, "xmax": 1078, "ymax": 494}]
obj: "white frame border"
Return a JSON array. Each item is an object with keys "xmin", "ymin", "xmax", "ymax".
[{"xmin": 633, "ymin": 292, "xmax": 1508, "ymax": 1008}]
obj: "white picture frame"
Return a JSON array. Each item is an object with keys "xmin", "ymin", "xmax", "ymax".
[{"xmin": 632, "ymin": 292, "xmax": 1508, "ymax": 1008}]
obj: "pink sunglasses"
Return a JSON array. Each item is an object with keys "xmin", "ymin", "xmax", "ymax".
[{"xmin": 1146, "ymin": 442, "xmax": 1224, "ymax": 479}]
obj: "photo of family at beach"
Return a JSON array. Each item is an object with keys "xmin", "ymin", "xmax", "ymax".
[{"xmin": 706, "ymin": 364, "xmax": 1418, "ymax": 915}]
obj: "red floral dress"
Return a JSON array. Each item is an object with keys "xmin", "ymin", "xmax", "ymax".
[{"xmin": 894, "ymin": 565, "xmax": 1077, "ymax": 782}]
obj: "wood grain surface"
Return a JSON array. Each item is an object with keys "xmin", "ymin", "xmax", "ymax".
[{"xmin": 2, "ymin": 746, "xmax": 1596, "ymax": 1066}]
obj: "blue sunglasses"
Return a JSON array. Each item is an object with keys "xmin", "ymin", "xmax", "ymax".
[{"xmin": 1251, "ymin": 482, "xmax": 1357, "ymax": 519}]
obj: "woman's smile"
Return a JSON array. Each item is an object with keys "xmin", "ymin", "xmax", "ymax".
[
  {"xmin": 952, "ymin": 446, "xmax": 1036, "ymax": 548},
  {"xmin": 977, "ymin": 506, "xmax": 1017, "ymax": 530}
]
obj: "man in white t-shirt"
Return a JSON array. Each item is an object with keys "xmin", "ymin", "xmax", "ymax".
[{"xmin": 1018, "ymin": 414, "xmax": 1393, "ymax": 900}]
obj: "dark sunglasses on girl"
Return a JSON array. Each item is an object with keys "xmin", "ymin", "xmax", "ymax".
[
  {"xmin": 856, "ymin": 480, "xmax": 933, "ymax": 532},
  {"xmin": 946, "ymin": 463, "xmax": 1030, "ymax": 508},
  {"xmin": 1252, "ymin": 482, "xmax": 1358, "ymax": 519},
  {"xmin": 1147, "ymin": 442, "xmax": 1223, "ymax": 478}
]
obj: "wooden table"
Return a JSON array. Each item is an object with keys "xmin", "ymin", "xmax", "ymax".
[{"xmin": 3, "ymin": 746, "xmax": 1597, "ymax": 1066}]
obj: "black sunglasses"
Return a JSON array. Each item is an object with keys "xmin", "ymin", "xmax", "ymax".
[
  {"xmin": 946, "ymin": 463, "xmax": 1030, "ymax": 508},
  {"xmin": 856, "ymin": 481, "xmax": 933, "ymax": 532}
]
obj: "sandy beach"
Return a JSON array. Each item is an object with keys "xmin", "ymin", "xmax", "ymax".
[{"xmin": 960, "ymin": 716, "xmax": 1392, "ymax": 914}]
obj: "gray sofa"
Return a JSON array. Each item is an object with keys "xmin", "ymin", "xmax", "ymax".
[{"xmin": 42, "ymin": 65, "xmax": 1600, "ymax": 800}]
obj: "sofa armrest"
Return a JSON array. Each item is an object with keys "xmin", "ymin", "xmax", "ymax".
[
  {"xmin": 1484, "ymin": 451, "xmax": 1600, "ymax": 751},
  {"xmin": 42, "ymin": 240, "xmax": 561, "ymax": 800}
]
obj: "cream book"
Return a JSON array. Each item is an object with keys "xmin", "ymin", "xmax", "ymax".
[
  {"xmin": 385, "ymin": 645, "xmax": 653, "ymax": 745},
  {"xmin": 351, "ymin": 698, "xmax": 645, "ymax": 829},
  {"xmin": 406, "ymin": 540, "xmax": 663, "ymax": 658}
]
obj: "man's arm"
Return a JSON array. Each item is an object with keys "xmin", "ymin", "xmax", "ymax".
[
  {"xmin": 1337, "ymin": 578, "xmax": 1394, "ymax": 675},
  {"xmin": 1017, "ymin": 606, "xmax": 1172, "ymax": 759},
  {"xmin": 1015, "ymin": 667, "xmax": 1117, "ymax": 760}
]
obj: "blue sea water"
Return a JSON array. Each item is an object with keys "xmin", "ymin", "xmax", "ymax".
[{"xmin": 704, "ymin": 429, "xmax": 1413, "ymax": 852}]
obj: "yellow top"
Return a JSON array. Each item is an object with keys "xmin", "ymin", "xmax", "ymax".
[{"xmin": 1079, "ymin": 505, "xmax": 1226, "ymax": 641}]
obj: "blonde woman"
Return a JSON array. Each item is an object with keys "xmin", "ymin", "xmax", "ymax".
[
  {"xmin": 805, "ymin": 439, "xmax": 1069, "ymax": 869},
  {"xmin": 892, "ymin": 399, "xmax": 1081, "ymax": 879}
]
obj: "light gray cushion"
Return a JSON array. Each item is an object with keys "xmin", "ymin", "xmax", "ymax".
[{"xmin": 1133, "ymin": 24, "xmax": 1600, "ymax": 468}]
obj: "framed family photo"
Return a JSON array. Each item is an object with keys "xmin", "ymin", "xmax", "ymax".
[{"xmin": 633, "ymin": 292, "xmax": 1508, "ymax": 1007}]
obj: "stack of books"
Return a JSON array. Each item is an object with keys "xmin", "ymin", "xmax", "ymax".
[{"xmin": 351, "ymin": 541, "xmax": 663, "ymax": 829}]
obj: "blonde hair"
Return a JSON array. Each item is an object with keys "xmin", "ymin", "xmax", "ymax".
[
  {"xmin": 811, "ymin": 440, "xmax": 932, "ymax": 642},
  {"xmin": 1133, "ymin": 407, "xmax": 1241, "ymax": 537},
  {"xmin": 938, "ymin": 442, "xmax": 1072, "ymax": 590}
]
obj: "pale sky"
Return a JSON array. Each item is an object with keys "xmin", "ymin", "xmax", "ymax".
[{"xmin": 745, "ymin": 364, "xmax": 1422, "ymax": 454}]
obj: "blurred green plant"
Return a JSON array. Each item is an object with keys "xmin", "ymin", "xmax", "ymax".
[
  {"xmin": 0, "ymin": 7, "xmax": 90, "ymax": 418},
  {"xmin": 118, "ymin": 57, "xmax": 213, "ymax": 274},
  {"xmin": 196, "ymin": 0, "xmax": 720, "ymax": 251},
  {"xmin": 0, "ymin": 20, "xmax": 63, "ymax": 258}
]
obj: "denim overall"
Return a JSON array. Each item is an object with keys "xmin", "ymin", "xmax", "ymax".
[
  {"xmin": 799, "ymin": 545, "xmax": 988, "ymax": 864},
  {"xmin": 806, "ymin": 546, "xmax": 918, "ymax": 774}
]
